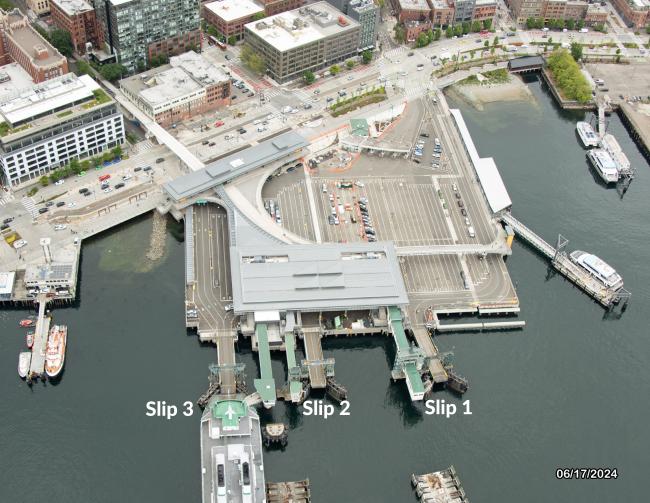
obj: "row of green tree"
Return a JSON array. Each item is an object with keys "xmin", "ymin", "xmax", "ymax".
[
  {"xmin": 525, "ymin": 17, "xmax": 586, "ymax": 31},
  {"xmin": 546, "ymin": 49, "xmax": 591, "ymax": 103},
  {"xmin": 302, "ymin": 52, "xmax": 372, "ymax": 84},
  {"xmin": 416, "ymin": 29, "xmax": 442, "ymax": 48},
  {"xmin": 40, "ymin": 146, "xmax": 123, "ymax": 186},
  {"xmin": 445, "ymin": 19, "xmax": 493, "ymax": 39}
]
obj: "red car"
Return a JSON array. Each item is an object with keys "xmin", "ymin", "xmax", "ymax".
[
  {"xmin": 99, "ymin": 174, "xmax": 111, "ymax": 182},
  {"xmin": 214, "ymin": 120, "xmax": 224, "ymax": 127}
]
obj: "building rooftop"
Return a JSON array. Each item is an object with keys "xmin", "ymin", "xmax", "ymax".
[
  {"xmin": 629, "ymin": 0, "xmax": 650, "ymax": 8},
  {"xmin": 397, "ymin": 0, "xmax": 431, "ymax": 12},
  {"xmin": 0, "ymin": 271, "xmax": 15, "ymax": 295},
  {"xmin": 204, "ymin": 0, "xmax": 264, "ymax": 22},
  {"xmin": 230, "ymin": 242, "xmax": 409, "ymax": 313},
  {"xmin": 245, "ymin": 1, "xmax": 359, "ymax": 52},
  {"xmin": 0, "ymin": 63, "xmax": 35, "ymax": 102},
  {"xmin": 474, "ymin": 0, "xmax": 496, "ymax": 5},
  {"xmin": 24, "ymin": 263, "xmax": 75, "ymax": 284},
  {"xmin": 50, "ymin": 0, "xmax": 94, "ymax": 15},
  {"xmin": 0, "ymin": 74, "xmax": 102, "ymax": 127},
  {"xmin": 121, "ymin": 51, "xmax": 229, "ymax": 109},
  {"xmin": 164, "ymin": 131, "xmax": 309, "ymax": 201},
  {"xmin": 6, "ymin": 22, "xmax": 65, "ymax": 68}
]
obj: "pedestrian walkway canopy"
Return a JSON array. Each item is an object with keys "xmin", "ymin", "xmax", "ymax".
[
  {"xmin": 163, "ymin": 131, "xmax": 309, "ymax": 201},
  {"xmin": 450, "ymin": 109, "xmax": 512, "ymax": 214}
]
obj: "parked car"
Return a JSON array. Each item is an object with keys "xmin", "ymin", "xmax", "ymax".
[{"xmin": 155, "ymin": 158, "xmax": 164, "ymax": 164}]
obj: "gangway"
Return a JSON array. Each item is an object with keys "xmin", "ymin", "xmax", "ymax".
[
  {"xmin": 215, "ymin": 334, "xmax": 240, "ymax": 396},
  {"xmin": 253, "ymin": 323, "xmax": 277, "ymax": 408},
  {"xmin": 502, "ymin": 213, "xmax": 630, "ymax": 309},
  {"xmin": 598, "ymin": 103, "xmax": 606, "ymax": 138},
  {"xmin": 284, "ymin": 333, "xmax": 304, "ymax": 403},
  {"xmin": 388, "ymin": 306, "xmax": 427, "ymax": 400}
]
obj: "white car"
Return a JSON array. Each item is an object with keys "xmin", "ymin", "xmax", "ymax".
[
  {"xmin": 103, "ymin": 188, "xmax": 112, "ymax": 193},
  {"xmin": 54, "ymin": 224, "xmax": 67, "ymax": 231},
  {"xmin": 355, "ymin": 181, "xmax": 365, "ymax": 188},
  {"xmin": 67, "ymin": 202, "xmax": 76, "ymax": 207},
  {"xmin": 54, "ymin": 179, "xmax": 65, "ymax": 186},
  {"xmin": 13, "ymin": 239, "xmax": 27, "ymax": 249},
  {"xmin": 122, "ymin": 174, "xmax": 132, "ymax": 181}
]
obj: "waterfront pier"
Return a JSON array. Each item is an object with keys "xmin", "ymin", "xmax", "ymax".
[
  {"xmin": 502, "ymin": 213, "xmax": 630, "ymax": 308},
  {"xmin": 411, "ymin": 466, "xmax": 469, "ymax": 503},
  {"xmin": 27, "ymin": 295, "xmax": 50, "ymax": 381},
  {"xmin": 301, "ymin": 329, "xmax": 328, "ymax": 389}
]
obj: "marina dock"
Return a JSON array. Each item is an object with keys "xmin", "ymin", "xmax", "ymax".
[
  {"xmin": 502, "ymin": 213, "xmax": 630, "ymax": 309},
  {"xmin": 28, "ymin": 296, "xmax": 50, "ymax": 380}
]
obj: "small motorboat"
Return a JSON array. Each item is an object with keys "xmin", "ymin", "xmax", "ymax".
[
  {"xmin": 19, "ymin": 319, "xmax": 34, "ymax": 328},
  {"xmin": 26, "ymin": 331, "xmax": 35, "ymax": 348},
  {"xmin": 18, "ymin": 352, "xmax": 31, "ymax": 379}
]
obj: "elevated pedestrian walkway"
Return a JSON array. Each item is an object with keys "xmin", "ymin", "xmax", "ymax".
[
  {"xmin": 284, "ymin": 333, "xmax": 303, "ymax": 403},
  {"xmin": 253, "ymin": 323, "xmax": 276, "ymax": 407},
  {"xmin": 388, "ymin": 306, "xmax": 426, "ymax": 401},
  {"xmin": 28, "ymin": 295, "xmax": 50, "ymax": 380}
]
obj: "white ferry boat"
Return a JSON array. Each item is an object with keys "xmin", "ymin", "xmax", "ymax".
[
  {"xmin": 576, "ymin": 121, "xmax": 599, "ymax": 148},
  {"xmin": 601, "ymin": 133, "xmax": 631, "ymax": 174},
  {"xmin": 570, "ymin": 250, "xmax": 624, "ymax": 290},
  {"xmin": 587, "ymin": 149, "xmax": 619, "ymax": 184}
]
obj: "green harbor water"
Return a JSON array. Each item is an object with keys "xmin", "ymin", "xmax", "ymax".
[{"xmin": 1, "ymin": 77, "xmax": 648, "ymax": 502}]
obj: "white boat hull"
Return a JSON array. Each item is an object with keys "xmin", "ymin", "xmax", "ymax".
[{"xmin": 18, "ymin": 352, "xmax": 31, "ymax": 379}]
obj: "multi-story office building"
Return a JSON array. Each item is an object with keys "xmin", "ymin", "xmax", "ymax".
[
  {"xmin": 120, "ymin": 51, "xmax": 230, "ymax": 127},
  {"xmin": 507, "ymin": 0, "xmax": 598, "ymax": 23},
  {"xmin": 93, "ymin": 0, "xmax": 201, "ymax": 72},
  {"xmin": 584, "ymin": 3, "xmax": 608, "ymax": 25},
  {"xmin": 0, "ymin": 9, "xmax": 68, "ymax": 83},
  {"xmin": 244, "ymin": 2, "xmax": 360, "ymax": 83},
  {"xmin": 506, "ymin": 0, "xmax": 544, "ymax": 22},
  {"xmin": 391, "ymin": 0, "xmax": 432, "ymax": 23},
  {"xmin": 0, "ymin": 74, "xmax": 124, "ymax": 186},
  {"xmin": 50, "ymin": 0, "xmax": 104, "ymax": 54},
  {"xmin": 610, "ymin": 0, "xmax": 649, "ymax": 29},
  {"xmin": 347, "ymin": 0, "xmax": 379, "ymax": 50},
  {"xmin": 203, "ymin": 0, "xmax": 265, "ymax": 41}
]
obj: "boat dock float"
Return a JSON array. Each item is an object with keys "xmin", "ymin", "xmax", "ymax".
[
  {"xmin": 436, "ymin": 320, "xmax": 526, "ymax": 332},
  {"xmin": 411, "ymin": 466, "xmax": 469, "ymax": 503},
  {"xmin": 266, "ymin": 479, "xmax": 311, "ymax": 503},
  {"xmin": 501, "ymin": 213, "xmax": 631, "ymax": 310},
  {"xmin": 446, "ymin": 371, "xmax": 469, "ymax": 395},
  {"xmin": 325, "ymin": 377, "xmax": 348, "ymax": 403},
  {"xmin": 27, "ymin": 295, "xmax": 51, "ymax": 382},
  {"xmin": 262, "ymin": 423, "xmax": 288, "ymax": 448}
]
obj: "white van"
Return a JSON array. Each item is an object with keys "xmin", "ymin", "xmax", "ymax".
[{"xmin": 468, "ymin": 226, "xmax": 476, "ymax": 238}]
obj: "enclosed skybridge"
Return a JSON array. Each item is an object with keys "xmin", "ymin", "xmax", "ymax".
[
  {"xmin": 388, "ymin": 307, "xmax": 427, "ymax": 401},
  {"xmin": 508, "ymin": 56, "xmax": 544, "ymax": 74}
]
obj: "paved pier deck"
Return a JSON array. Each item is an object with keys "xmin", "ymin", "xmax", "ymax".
[
  {"xmin": 216, "ymin": 334, "xmax": 237, "ymax": 396},
  {"xmin": 303, "ymin": 330, "xmax": 326, "ymax": 389},
  {"xmin": 28, "ymin": 296, "xmax": 50, "ymax": 378}
]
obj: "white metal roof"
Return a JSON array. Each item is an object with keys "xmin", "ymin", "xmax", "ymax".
[
  {"xmin": 0, "ymin": 271, "xmax": 15, "ymax": 295},
  {"xmin": 0, "ymin": 74, "xmax": 100, "ymax": 125},
  {"xmin": 450, "ymin": 108, "xmax": 512, "ymax": 214},
  {"xmin": 204, "ymin": 0, "xmax": 264, "ymax": 22}
]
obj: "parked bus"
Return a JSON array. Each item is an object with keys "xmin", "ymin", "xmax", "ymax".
[{"xmin": 209, "ymin": 35, "xmax": 226, "ymax": 50}]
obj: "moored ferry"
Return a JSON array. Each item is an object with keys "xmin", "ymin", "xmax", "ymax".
[
  {"xmin": 570, "ymin": 250, "xmax": 623, "ymax": 290},
  {"xmin": 576, "ymin": 121, "xmax": 599, "ymax": 148},
  {"xmin": 587, "ymin": 149, "xmax": 619, "ymax": 184},
  {"xmin": 45, "ymin": 325, "xmax": 67, "ymax": 378}
]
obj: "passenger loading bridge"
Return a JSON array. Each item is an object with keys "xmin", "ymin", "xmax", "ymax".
[
  {"xmin": 388, "ymin": 306, "xmax": 427, "ymax": 401},
  {"xmin": 501, "ymin": 213, "xmax": 630, "ymax": 308}
]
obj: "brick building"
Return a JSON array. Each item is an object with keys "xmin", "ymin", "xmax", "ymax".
[
  {"xmin": 584, "ymin": 3, "xmax": 608, "ymax": 25},
  {"xmin": 431, "ymin": 0, "xmax": 455, "ymax": 26},
  {"xmin": 0, "ymin": 9, "xmax": 68, "ymax": 83},
  {"xmin": 203, "ymin": 0, "xmax": 265, "ymax": 41},
  {"xmin": 27, "ymin": 0, "xmax": 51, "ymax": 16},
  {"xmin": 258, "ymin": 0, "xmax": 305, "ymax": 16},
  {"xmin": 120, "ymin": 51, "xmax": 230, "ymax": 128},
  {"xmin": 610, "ymin": 0, "xmax": 649, "ymax": 29},
  {"xmin": 50, "ymin": 0, "xmax": 103, "ymax": 54},
  {"xmin": 472, "ymin": 0, "xmax": 497, "ymax": 22}
]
